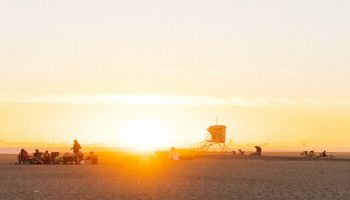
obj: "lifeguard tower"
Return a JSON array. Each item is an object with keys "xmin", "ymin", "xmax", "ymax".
[{"xmin": 194, "ymin": 125, "xmax": 231, "ymax": 152}]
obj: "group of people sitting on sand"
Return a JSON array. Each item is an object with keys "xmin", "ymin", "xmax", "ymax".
[
  {"xmin": 300, "ymin": 150, "xmax": 330, "ymax": 158},
  {"xmin": 16, "ymin": 139, "xmax": 98, "ymax": 165},
  {"xmin": 17, "ymin": 148, "xmax": 59, "ymax": 165},
  {"xmin": 232, "ymin": 146, "xmax": 262, "ymax": 156}
]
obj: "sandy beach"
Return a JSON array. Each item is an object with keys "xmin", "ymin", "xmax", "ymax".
[{"xmin": 1, "ymin": 153, "xmax": 350, "ymax": 200}]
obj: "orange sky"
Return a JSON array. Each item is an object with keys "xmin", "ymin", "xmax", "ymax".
[{"xmin": 1, "ymin": 1, "xmax": 350, "ymax": 151}]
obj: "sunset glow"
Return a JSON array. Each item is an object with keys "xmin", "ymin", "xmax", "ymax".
[
  {"xmin": 119, "ymin": 120, "xmax": 170, "ymax": 151},
  {"xmin": 1, "ymin": 0, "xmax": 350, "ymax": 151}
]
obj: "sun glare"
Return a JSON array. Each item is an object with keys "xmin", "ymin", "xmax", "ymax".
[{"xmin": 119, "ymin": 120, "xmax": 170, "ymax": 151}]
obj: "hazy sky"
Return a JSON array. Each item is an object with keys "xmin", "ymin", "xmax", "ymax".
[{"xmin": 1, "ymin": 1, "xmax": 350, "ymax": 150}]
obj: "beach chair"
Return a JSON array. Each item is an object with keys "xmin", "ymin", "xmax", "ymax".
[
  {"xmin": 51, "ymin": 152, "xmax": 60, "ymax": 164},
  {"xmin": 62, "ymin": 153, "xmax": 78, "ymax": 164}
]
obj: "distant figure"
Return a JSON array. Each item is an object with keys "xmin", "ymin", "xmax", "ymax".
[
  {"xmin": 71, "ymin": 139, "xmax": 81, "ymax": 154},
  {"xmin": 71, "ymin": 139, "xmax": 82, "ymax": 163},
  {"xmin": 301, "ymin": 151, "xmax": 308, "ymax": 156},
  {"xmin": 232, "ymin": 150, "xmax": 236, "ymax": 155},
  {"xmin": 17, "ymin": 149, "xmax": 29, "ymax": 165},
  {"xmin": 254, "ymin": 146, "xmax": 262, "ymax": 156},
  {"xmin": 168, "ymin": 147, "xmax": 179, "ymax": 160},
  {"xmin": 42, "ymin": 150, "xmax": 51, "ymax": 164},
  {"xmin": 33, "ymin": 149, "xmax": 43, "ymax": 164},
  {"xmin": 238, "ymin": 149, "xmax": 245, "ymax": 156},
  {"xmin": 321, "ymin": 150, "xmax": 328, "ymax": 158}
]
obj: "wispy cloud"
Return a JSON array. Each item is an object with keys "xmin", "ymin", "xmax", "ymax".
[{"xmin": 0, "ymin": 93, "xmax": 347, "ymax": 107}]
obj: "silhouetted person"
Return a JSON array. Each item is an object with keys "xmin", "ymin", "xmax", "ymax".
[
  {"xmin": 71, "ymin": 139, "xmax": 81, "ymax": 154},
  {"xmin": 255, "ymin": 146, "xmax": 262, "ymax": 156},
  {"xmin": 17, "ymin": 149, "xmax": 29, "ymax": 165},
  {"xmin": 42, "ymin": 150, "xmax": 51, "ymax": 164},
  {"xmin": 238, "ymin": 149, "xmax": 244, "ymax": 156},
  {"xmin": 321, "ymin": 150, "xmax": 328, "ymax": 158},
  {"xmin": 302, "ymin": 151, "xmax": 308, "ymax": 156},
  {"xmin": 71, "ymin": 139, "xmax": 82, "ymax": 164},
  {"xmin": 33, "ymin": 149, "xmax": 43, "ymax": 164}
]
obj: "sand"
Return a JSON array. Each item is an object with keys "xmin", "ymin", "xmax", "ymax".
[{"xmin": 1, "ymin": 153, "xmax": 350, "ymax": 200}]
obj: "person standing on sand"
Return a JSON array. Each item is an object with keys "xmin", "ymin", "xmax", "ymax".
[
  {"xmin": 238, "ymin": 149, "xmax": 245, "ymax": 156},
  {"xmin": 254, "ymin": 146, "xmax": 262, "ymax": 156},
  {"xmin": 71, "ymin": 139, "xmax": 82, "ymax": 164},
  {"xmin": 71, "ymin": 139, "xmax": 81, "ymax": 154}
]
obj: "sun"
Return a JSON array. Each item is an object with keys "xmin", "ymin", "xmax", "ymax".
[{"xmin": 119, "ymin": 120, "xmax": 170, "ymax": 151}]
